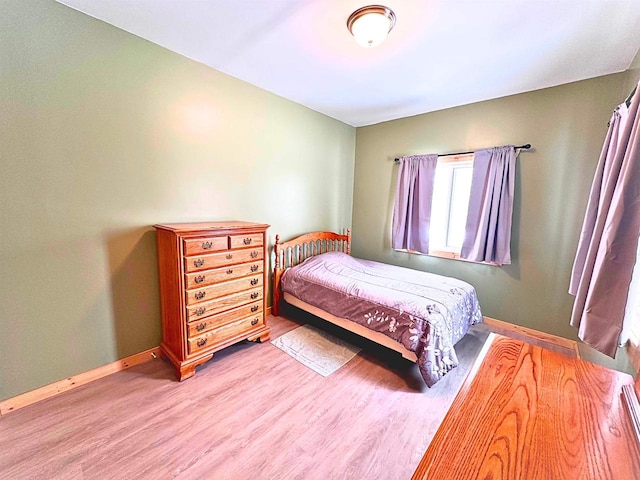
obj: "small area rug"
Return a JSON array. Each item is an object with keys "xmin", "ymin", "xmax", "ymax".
[{"xmin": 271, "ymin": 324, "xmax": 361, "ymax": 377}]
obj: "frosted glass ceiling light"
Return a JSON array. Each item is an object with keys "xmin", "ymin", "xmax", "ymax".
[{"xmin": 347, "ymin": 5, "xmax": 396, "ymax": 48}]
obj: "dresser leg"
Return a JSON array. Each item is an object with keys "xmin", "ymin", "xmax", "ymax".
[
  {"xmin": 177, "ymin": 354, "xmax": 214, "ymax": 381},
  {"xmin": 248, "ymin": 330, "xmax": 271, "ymax": 343},
  {"xmin": 177, "ymin": 365, "xmax": 196, "ymax": 381}
]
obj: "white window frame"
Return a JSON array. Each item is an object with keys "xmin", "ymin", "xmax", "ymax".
[{"xmin": 428, "ymin": 154, "xmax": 473, "ymax": 261}]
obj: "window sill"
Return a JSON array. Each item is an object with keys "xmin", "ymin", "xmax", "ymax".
[
  {"xmin": 428, "ymin": 249, "xmax": 463, "ymax": 261},
  {"xmin": 395, "ymin": 248, "xmax": 500, "ymax": 266}
]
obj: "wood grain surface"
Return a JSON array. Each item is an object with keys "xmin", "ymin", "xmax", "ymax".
[{"xmin": 411, "ymin": 334, "xmax": 640, "ymax": 480}]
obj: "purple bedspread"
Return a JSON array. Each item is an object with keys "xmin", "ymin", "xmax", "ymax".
[{"xmin": 281, "ymin": 252, "xmax": 483, "ymax": 386}]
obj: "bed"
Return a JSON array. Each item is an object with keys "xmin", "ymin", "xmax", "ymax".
[{"xmin": 273, "ymin": 230, "xmax": 483, "ymax": 387}]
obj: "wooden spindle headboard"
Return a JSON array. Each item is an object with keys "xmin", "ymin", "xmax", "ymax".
[{"xmin": 272, "ymin": 229, "xmax": 351, "ymax": 316}]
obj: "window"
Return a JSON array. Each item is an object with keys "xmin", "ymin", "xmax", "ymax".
[
  {"xmin": 428, "ymin": 154, "xmax": 473, "ymax": 259},
  {"xmin": 623, "ymin": 240, "xmax": 640, "ymax": 374}
]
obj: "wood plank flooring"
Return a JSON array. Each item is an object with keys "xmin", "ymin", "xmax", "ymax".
[{"xmin": 0, "ymin": 310, "xmax": 488, "ymax": 480}]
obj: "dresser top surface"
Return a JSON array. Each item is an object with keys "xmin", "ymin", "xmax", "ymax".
[
  {"xmin": 412, "ymin": 334, "xmax": 640, "ymax": 480},
  {"xmin": 154, "ymin": 221, "xmax": 269, "ymax": 232}
]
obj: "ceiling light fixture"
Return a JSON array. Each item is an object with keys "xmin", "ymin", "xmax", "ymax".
[{"xmin": 347, "ymin": 5, "xmax": 396, "ymax": 48}]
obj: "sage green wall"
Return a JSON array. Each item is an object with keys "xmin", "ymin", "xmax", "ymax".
[
  {"xmin": 353, "ymin": 74, "xmax": 630, "ymax": 347},
  {"xmin": 0, "ymin": 0, "xmax": 355, "ymax": 400},
  {"xmin": 623, "ymin": 48, "xmax": 640, "ymax": 93}
]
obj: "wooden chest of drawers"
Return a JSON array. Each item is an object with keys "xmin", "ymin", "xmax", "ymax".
[{"xmin": 154, "ymin": 221, "xmax": 270, "ymax": 380}]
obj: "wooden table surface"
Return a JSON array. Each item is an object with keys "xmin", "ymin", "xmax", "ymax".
[{"xmin": 411, "ymin": 334, "xmax": 640, "ymax": 480}]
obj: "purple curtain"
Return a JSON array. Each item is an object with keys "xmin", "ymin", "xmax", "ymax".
[
  {"xmin": 569, "ymin": 84, "xmax": 640, "ymax": 357},
  {"xmin": 392, "ymin": 154, "xmax": 438, "ymax": 253},
  {"xmin": 460, "ymin": 145, "xmax": 516, "ymax": 265}
]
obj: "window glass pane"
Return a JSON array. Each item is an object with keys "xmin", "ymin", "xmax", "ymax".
[
  {"xmin": 429, "ymin": 165, "xmax": 451, "ymax": 250},
  {"xmin": 446, "ymin": 165, "xmax": 472, "ymax": 249}
]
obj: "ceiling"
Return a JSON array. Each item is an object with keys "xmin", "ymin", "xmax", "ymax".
[{"xmin": 57, "ymin": 0, "xmax": 640, "ymax": 127}]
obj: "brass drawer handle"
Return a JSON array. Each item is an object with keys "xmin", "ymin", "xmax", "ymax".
[
  {"xmin": 197, "ymin": 337, "xmax": 207, "ymax": 347},
  {"xmin": 250, "ymin": 278, "xmax": 259, "ymax": 286},
  {"xmin": 194, "ymin": 275, "xmax": 205, "ymax": 284},
  {"xmin": 250, "ymin": 251, "xmax": 259, "ymax": 259},
  {"xmin": 251, "ymin": 305, "xmax": 259, "ymax": 313},
  {"xmin": 251, "ymin": 318, "xmax": 259, "ymax": 326},
  {"xmin": 201, "ymin": 241, "xmax": 213, "ymax": 250},
  {"xmin": 194, "ymin": 259, "xmax": 205, "ymax": 268},
  {"xmin": 226, "ymin": 254, "xmax": 233, "ymax": 260},
  {"xmin": 250, "ymin": 265, "xmax": 259, "ymax": 272},
  {"xmin": 243, "ymin": 237, "xmax": 252, "ymax": 245},
  {"xmin": 195, "ymin": 291, "xmax": 206, "ymax": 300},
  {"xmin": 195, "ymin": 307, "xmax": 206, "ymax": 316},
  {"xmin": 226, "ymin": 269, "xmax": 233, "ymax": 275},
  {"xmin": 195, "ymin": 322, "xmax": 206, "ymax": 332},
  {"xmin": 250, "ymin": 292, "xmax": 259, "ymax": 300}
]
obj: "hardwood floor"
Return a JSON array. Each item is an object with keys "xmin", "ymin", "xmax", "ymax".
[{"xmin": 0, "ymin": 311, "xmax": 488, "ymax": 480}]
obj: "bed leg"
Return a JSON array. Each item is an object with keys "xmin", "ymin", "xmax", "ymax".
[{"xmin": 273, "ymin": 267, "xmax": 282, "ymax": 317}]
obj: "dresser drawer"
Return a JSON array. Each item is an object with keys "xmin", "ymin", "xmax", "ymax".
[
  {"xmin": 186, "ymin": 287, "xmax": 263, "ymax": 321},
  {"xmin": 188, "ymin": 314, "xmax": 265, "ymax": 354},
  {"xmin": 184, "ymin": 248, "xmax": 263, "ymax": 273},
  {"xmin": 188, "ymin": 301, "xmax": 262, "ymax": 337},
  {"xmin": 184, "ymin": 262, "xmax": 263, "ymax": 289},
  {"xmin": 183, "ymin": 236, "xmax": 228, "ymax": 256},
  {"xmin": 229, "ymin": 233, "xmax": 263, "ymax": 249},
  {"xmin": 186, "ymin": 274, "xmax": 263, "ymax": 305}
]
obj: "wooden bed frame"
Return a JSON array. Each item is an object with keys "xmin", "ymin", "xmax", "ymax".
[{"xmin": 273, "ymin": 229, "xmax": 417, "ymax": 362}]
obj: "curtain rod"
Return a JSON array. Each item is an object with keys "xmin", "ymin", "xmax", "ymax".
[{"xmin": 394, "ymin": 144, "xmax": 532, "ymax": 163}]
